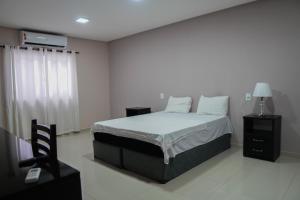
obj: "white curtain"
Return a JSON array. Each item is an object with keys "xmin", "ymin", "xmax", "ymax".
[{"xmin": 3, "ymin": 46, "xmax": 80, "ymax": 139}]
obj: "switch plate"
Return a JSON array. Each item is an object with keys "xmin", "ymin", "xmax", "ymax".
[
  {"xmin": 245, "ymin": 93, "xmax": 252, "ymax": 101},
  {"xmin": 160, "ymin": 93, "xmax": 164, "ymax": 99}
]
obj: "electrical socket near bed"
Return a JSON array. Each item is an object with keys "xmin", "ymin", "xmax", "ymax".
[{"xmin": 245, "ymin": 93, "xmax": 252, "ymax": 101}]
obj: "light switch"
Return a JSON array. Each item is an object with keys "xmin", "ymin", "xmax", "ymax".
[
  {"xmin": 245, "ymin": 93, "xmax": 252, "ymax": 101},
  {"xmin": 160, "ymin": 93, "xmax": 165, "ymax": 99}
]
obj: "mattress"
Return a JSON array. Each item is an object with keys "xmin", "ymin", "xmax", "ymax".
[{"xmin": 91, "ymin": 112, "xmax": 233, "ymax": 164}]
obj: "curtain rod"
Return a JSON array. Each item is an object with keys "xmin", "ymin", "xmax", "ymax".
[{"xmin": 0, "ymin": 45, "xmax": 79, "ymax": 54}]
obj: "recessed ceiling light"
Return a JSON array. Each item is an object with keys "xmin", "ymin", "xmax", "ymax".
[
  {"xmin": 131, "ymin": 0, "xmax": 143, "ymax": 2},
  {"xmin": 76, "ymin": 17, "xmax": 89, "ymax": 24}
]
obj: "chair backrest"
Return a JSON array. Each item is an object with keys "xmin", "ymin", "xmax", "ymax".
[{"xmin": 31, "ymin": 119, "xmax": 57, "ymax": 162}]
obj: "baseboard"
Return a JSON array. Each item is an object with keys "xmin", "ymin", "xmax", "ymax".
[
  {"xmin": 231, "ymin": 142, "xmax": 242, "ymax": 148},
  {"xmin": 57, "ymin": 128, "xmax": 90, "ymax": 137},
  {"xmin": 231, "ymin": 142, "xmax": 300, "ymax": 159},
  {"xmin": 80, "ymin": 128, "xmax": 90, "ymax": 132},
  {"xmin": 281, "ymin": 151, "xmax": 300, "ymax": 159}
]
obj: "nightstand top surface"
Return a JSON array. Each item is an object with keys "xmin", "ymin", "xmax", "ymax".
[
  {"xmin": 126, "ymin": 107, "xmax": 151, "ymax": 110},
  {"xmin": 243, "ymin": 114, "xmax": 281, "ymax": 119}
]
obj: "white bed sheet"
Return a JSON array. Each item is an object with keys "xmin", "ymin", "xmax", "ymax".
[{"xmin": 91, "ymin": 112, "xmax": 233, "ymax": 164}]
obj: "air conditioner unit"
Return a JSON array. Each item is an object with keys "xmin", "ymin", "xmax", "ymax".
[{"xmin": 20, "ymin": 31, "xmax": 68, "ymax": 48}]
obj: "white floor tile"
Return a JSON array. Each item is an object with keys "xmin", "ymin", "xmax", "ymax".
[
  {"xmin": 224, "ymin": 156, "xmax": 299, "ymax": 200},
  {"xmin": 283, "ymin": 170, "xmax": 300, "ymax": 200},
  {"xmin": 57, "ymin": 132, "xmax": 300, "ymax": 200}
]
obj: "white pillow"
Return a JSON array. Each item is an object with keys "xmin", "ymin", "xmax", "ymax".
[
  {"xmin": 197, "ymin": 95, "xmax": 229, "ymax": 116},
  {"xmin": 165, "ymin": 96, "xmax": 192, "ymax": 113}
]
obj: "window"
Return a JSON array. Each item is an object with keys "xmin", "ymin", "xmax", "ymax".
[{"xmin": 3, "ymin": 47, "xmax": 80, "ymax": 139}]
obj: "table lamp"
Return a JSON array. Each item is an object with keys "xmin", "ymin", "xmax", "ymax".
[{"xmin": 253, "ymin": 82, "xmax": 272, "ymax": 116}]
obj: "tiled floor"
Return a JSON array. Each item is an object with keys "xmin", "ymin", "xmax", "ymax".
[{"xmin": 57, "ymin": 130, "xmax": 300, "ymax": 200}]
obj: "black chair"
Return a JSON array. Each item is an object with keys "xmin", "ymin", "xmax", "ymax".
[{"xmin": 19, "ymin": 119, "xmax": 59, "ymax": 177}]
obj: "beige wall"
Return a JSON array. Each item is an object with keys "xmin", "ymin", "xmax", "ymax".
[
  {"xmin": 68, "ymin": 37, "xmax": 111, "ymax": 129},
  {"xmin": 109, "ymin": 0, "xmax": 300, "ymax": 154},
  {"xmin": 0, "ymin": 26, "xmax": 111, "ymax": 130}
]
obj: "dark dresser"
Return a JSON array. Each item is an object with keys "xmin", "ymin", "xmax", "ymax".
[
  {"xmin": 243, "ymin": 114, "xmax": 281, "ymax": 162},
  {"xmin": 0, "ymin": 127, "xmax": 82, "ymax": 200},
  {"xmin": 126, "ymin": 107, "xmax": 151, "ymax": 117}
]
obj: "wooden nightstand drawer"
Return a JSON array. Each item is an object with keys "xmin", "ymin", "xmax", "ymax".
[
  {"xmin": 244, "ymin": 140, "xmax": 273, "ymax": 159},
  {"xmin": 245, "ymin": 135, "xmax": 272, "ymax": 145},
  {"xmin": 244, "ymin": 145, "xmax": 273, "ymax": 160}
]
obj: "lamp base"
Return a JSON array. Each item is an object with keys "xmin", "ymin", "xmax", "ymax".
[{"xmin": 258, "ymin": 97, "xmax": 265, "ymax": 116}]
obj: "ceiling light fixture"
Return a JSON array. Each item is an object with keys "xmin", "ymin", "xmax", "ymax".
[{"xmin": 76, "ymin": 17, "xmax": 89, "ymax": 24}]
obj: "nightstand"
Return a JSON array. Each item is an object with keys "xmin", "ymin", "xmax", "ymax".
[
  {"xmin": 126, "ymin": 107, "xmax": 151, "ymax": 117},
  {"xmin": 243, "ymin": 114, "xmax": 281, "ymax": 162}
]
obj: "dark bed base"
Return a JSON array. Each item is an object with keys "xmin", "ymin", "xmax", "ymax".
[{"xmin": 93, "ymin": 133, "xmax": 231, "ymax": 183}]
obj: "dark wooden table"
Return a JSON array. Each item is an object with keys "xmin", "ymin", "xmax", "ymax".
[{"xmin": 0, "ymin": 127, "xmax": 82, "ymax": 200}]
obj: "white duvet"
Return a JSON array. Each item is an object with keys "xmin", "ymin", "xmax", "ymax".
[{"xmin": 91, "ymin": 112, "xmax": 233, "ymax": 164}]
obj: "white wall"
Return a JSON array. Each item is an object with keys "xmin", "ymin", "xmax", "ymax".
[{"xmin": 109, "ymin": 0, "xmax": 300, "ymax": 154}]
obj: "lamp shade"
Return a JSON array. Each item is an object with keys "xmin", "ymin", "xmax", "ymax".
[{"xmin": 253, "ymin": 82, "xmax": 272, "ymax": 97}]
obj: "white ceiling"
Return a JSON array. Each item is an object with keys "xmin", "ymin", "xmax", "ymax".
[{"xmin": 0, "ymin": 0, "xmax": 255, "ymax": 42}]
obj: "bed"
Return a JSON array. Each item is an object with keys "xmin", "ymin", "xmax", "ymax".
[{"xmin": 91, "ymin": 112, "xmax": 233, "ymax": 183}]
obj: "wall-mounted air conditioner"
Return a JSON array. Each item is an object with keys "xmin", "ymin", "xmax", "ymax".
[{"xmin": 20, "ymin": 31, "xmax": 68, "ymax": 48}]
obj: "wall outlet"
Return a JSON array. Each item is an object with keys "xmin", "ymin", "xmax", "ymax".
[
  {"xmin": 160, "ymin": 93, "xmax": 165, "ymax": 99},
  {"xmin": 245, "ymin": 93, "xmax": 252, "ymax": 101}
]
